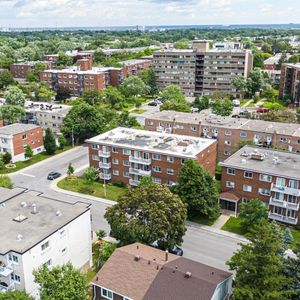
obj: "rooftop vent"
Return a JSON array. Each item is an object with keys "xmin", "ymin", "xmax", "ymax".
[
  {"xmin": 20, "ymin": 201, "xmax": 27, "ymax": 208},
  {"xmin": 134, "ymin": 255, "xmax": 140, "ymax": 261},
  {"xmin": 16, "ymin": 234, "xmax": 23, "ymax": 241},
  {"xmin": 56, "ymin": 210, "xmax": 62, "ymax": 217},
  {"xmin": 31, "ymin": 203, "xmax": 38, "ymax": 214},
  {"xmin": 185, "ymin": 272, "xmax": 192, "ymax": 278},
  {"xmin": 250, "ymin": 151, "xmax": 265, "ymax": 161},
  {"xmin": 13, "ymin": 215, "xmax": 28, "ymax": 223},
  {"xmin": 272, "ymin": 157, "xmax": 280, "ymax": 165}
]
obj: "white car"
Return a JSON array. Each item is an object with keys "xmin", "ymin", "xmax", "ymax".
[
  {"xmin": 232, "ymin": 99, "xmax": 240, "ymax": 107},
  {"xmin": 191, "ymin": 107, "xmax": 199, "ymax": 113}
]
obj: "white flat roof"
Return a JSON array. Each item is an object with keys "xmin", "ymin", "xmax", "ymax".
[{"xmin": 86, "ymin": 127, "xmax": 216, "ymax": 158}]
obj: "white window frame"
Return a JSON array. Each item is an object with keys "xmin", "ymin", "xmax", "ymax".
[
  {"xmin": 226, "ymin": 181, "xmax": 235, "ymax": 188},
  {"xmin": 244, "ymin": 171, "xmax": 253, "ymax": 179},
  {"xmin": 101, "ymin": 288, "xmax": 113, "ymax": 300},
  {"xmin": 167, "ymin": 156, "xmax": 174, "ymax": 163},
  {"xmin": 167, "ymin": 168, "xmax": 174, "ymax": 175},
  {"xmin": 259, "ymin": 174, "xmax": 272, "ymax": 182},
  {"xmin": 240, "ymin": 132, "xmax": 247, "ymax": 138},
  {"xmin": 243, "ymin": 184, "xmax": 252, "ymax": 192},
  {"xmin": 227, "ymin": 168, "xmax": 236, "ymax": 175},
  {"xmin": 152, "ymin": 153, "xmax": 161, "ymax": 161}
]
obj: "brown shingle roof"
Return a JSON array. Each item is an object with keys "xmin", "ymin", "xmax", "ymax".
[{"xmin": 92, "ymin": 243, "xmax": 232, "ymax": 300}]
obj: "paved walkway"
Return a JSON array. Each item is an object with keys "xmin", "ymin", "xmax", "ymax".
[
  {"xmin": 212, "ymin": 214, "xmax": 230, "ymax": 229},
  {"xmin": 242, "ymin": 99, "xmax": 253, "ymax": 108}
]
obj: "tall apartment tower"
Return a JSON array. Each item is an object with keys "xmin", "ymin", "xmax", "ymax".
[{"xmin": 153, "ymin": 40, "xmax": 253, "ymax": 97}]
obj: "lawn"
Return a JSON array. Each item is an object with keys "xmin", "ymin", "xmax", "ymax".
[
  {"xmin": 57, "ymin": 177, "xmax": 127, "ymax": 201},
  {"xmin": 221, "ymin": 216, "xmax": 246, "ymax": 235},
  {"xmin": 0, "ymin": 146, "xmax": 73, "ymax": 174},
  {"xmin": 131, "ymin": 109, "xmax": 147, "ymax": 114}
]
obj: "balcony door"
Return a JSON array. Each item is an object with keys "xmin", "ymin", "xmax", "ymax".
[{"xmin": 276, "ymin": 177, "xmax": 286, "ymax": 187}]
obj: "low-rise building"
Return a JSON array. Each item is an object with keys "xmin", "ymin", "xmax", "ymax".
[
  {"xmin": 92, "ymin": 242, "xmax": 233, "ymax": 300},
  {"xmin": 120, "ymin": 59, "xmax": 152, "ymax": 77},
  {"xmin": 145, "ymin": 110, "xmax": 300, "ymax": 161},
  {"xmin": 0, "ymin": 187, "xmax": 92, "ymax": 298},
  {"xmin": 9, "ymin": 61, "xmax": 53, "ymax": 79},
  {"xmin": 219, "ymin": 146, "xmax": 300, "ymax": 225},
  {"xmin": 86, "ymin": 127, "xmax": 217, "ymax": 187},
  {"xmin": 0, "ymin": 124, "xmax": 44, "ymax": 162},
  {"xmin": 279, "ymin": 63, "xmax": 300, "ymax": 107}
]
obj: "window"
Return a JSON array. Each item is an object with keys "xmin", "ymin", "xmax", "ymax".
[
  {"xmin": 22, "ymin": 134, "xmax": 27, "ymax": 140},
  {"xmin": 224, "ymin": 150, "xmax": 231, "ymax": 156},
  {"xmin": 153, "ymin": 177, "xmax": 161, "ymax": 184},
  {"xmin": 259, "ymin": 174, "xmax": 272, "ymax": 182},
  {"xmin": 227, "ymin": 168, "xmax": 236, "ymax": 175},
  {"xmin": 181, "ymin": 158, "xmax": 186, "ymax": 165},
  {"xmin": 289, "ymin": 180, "xmax": 299, "ymax": 189},
  {"xmin": 123, "ymin": 171, "xmax": 130, "ymax": 178},
  {"xmin": 225, "ymin": 130, "xmax": 232, "ymax": 136},
  {"xmin": 167, "ymin": 168, "xmax": 174, "ymax": 175},
  {"xmin": 152, "ymin": 165, "xmax": 161, "ymax": 173},
  {"xmin": 258, "ymin": 188, "xmax": 271, "ymax": 196},
  {"xmin": 226, "ymin": 181, "xmax": 235, "ymax": 188},
  {"xmin": 225, "ymin": 140, "xmax": 231, "ymax": 145},
  {"xmin": 112, "ymin": 147, "xmax": 118, "ymax": 153},
  {"xmin": 244, "ymin": 171, "xmax": 253, "ymax": 179},
  {"xmin": 123, "ymin": 160, "xmax": 130, "ymax": 166},
  {"xmin": 276, "ymin": 177, "xmax": 286, "ymax": 187},
  {"xmin": 41, "ymin": 241, "xmax": 49, "ymax": 251},
  {"xmin": 61, "ymin": 248, "xmax": 67, "ymax": 255},
  {"xmin": 112, "ymin": 158, "xmax": 119, "ymax": 165},
  {"xmin": 92, "ymin": 144, "xmax": 98, "ymax": 150},
  {"xmin": 43, "ymin": 259, "xmax": 52, "ymax": 268},
  {"xmin": 176, "ymin": 124, "xmax": 184, "ymax": 129},
  {"xmin": 101, "ymin": 288, "xmax": 113, "ymax": 299},
  {"xmin": 9, "ymin": 254, "xmax": 18, "ymax": 263},
  {"xmin": 288, "ymin": 195, "xmax": 297, "ymax": 203},
  {"xmin": 167, "ymin": 156, "xmax": 174, "ymax": 163},
  {"xmin": 92, "ymin": 155, "xmax": 99, "ymax": 161},
  {"xmin": 113, "ymin": 169, "xmax": 119, "ymax": 176},
  {"xmin": 240, "ymin": 132, "xmax": 247, "ymax": 138},
  {"xmin": 242, "ymin": 197, "xmax": 249, "ymax": 203},
  {"xmin": 243, "ymin": 184, "xmax": 252, "ymax": 192},
  {"xmin": 191, "ymin": 126, "xmax": 197, "ymax": 132},
  {"xmin": 274, "ymin": 206, "xmax": 283, "ymax": 215},
  {"xmin": 147, "ymin": 120, "xmax": 153, "ymax": 125},
  {"xmin": 11, "ymin": 273, "xmax": 21, "ymax": 283},
  {"xmin": 123, "ymin": 149, "xmax": 130, "ymax": 155},
  {"xmin": 280, "ymin": 137, "xmax": 287, "ymax": 143},
  {"xmin": 152, "ymin": 154, "xmax": 161, "ymax": 160}
]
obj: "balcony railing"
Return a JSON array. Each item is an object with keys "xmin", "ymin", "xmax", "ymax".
[
  {"xmin": 269, "ymin": 197, "xmax": 300, "ymax": 211},
  {"xmin": 268, "ymin": 212, "xmax": 298, "ymax": 225},
  {"xmin": 129, "ymin": 168, "xmax": 151, "ymax": 176},
  {"xmin": 129, "ymin": 156, "xmax": 151, "ymax": 165},
  {"xmin": 271, "ymin": 183, "xmax": 300, "ymax": 197},
  {"xmin": 0, "ymin": 265, "xmax": 13, "ymax": 277},
  {"xmin": 0, "ymin": 282, "xmax": 15, "ymax": 292},
  {"xmin": 98, "ymin": 150, "xmax": 111, "ymax": 158},
  {"xmin": 98, "ymin": 162, "xmax": 111, "ymax": 169},
  {"xmin": 129, "ymin": 179, "xmax": 140, "ymax": 186},
  {"xmin": 99, "ymin": 173, "xmax": 112, "ymax": 181}
]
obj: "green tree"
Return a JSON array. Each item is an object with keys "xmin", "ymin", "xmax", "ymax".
[
  {"xmin": 211, "ymin": 98, "xmax": 234, "ymax": 116},
  {"xmin": 262, "ymin": 87, "xmax": 278, "ymax": 102},
  {"xmin": 0, "ymin": 70, "xmax": 14, "ymax": 88},
  {"xmin": 24, "ymin": 144, "xmax": 33, "ymax": 159},
  {"xmin": 159, "ymin": 84, "xmax": 185, "ymax": 102},
  {"xmin": 238, "ymin": 139, "xmax": 256, "ymax": 149},
  {"xmin": 0, "ymin": 175, "xmax": 13, "ymax": 188},
  {"xmin": 105, "ymin": 183, "xmax": 187, "ymax": 249},
  {"xmin": 174, "ymin": 38, "xmax": 189, "ymax": 49},
  {"xmin": 58, "ymin": 135, "xmax": 66, "ymax": 150},
  {"xmin": 96, "ymin": 229, "xmax": 106, "ymax": 240},
  {"xmin": 4, "ymin": 86, "xmax": 26, "ymax": 106},
  {"xmin": 227, "ymin": 221, "xmax": 290, "ymax": 300},
  {"xmin": 33, "ymin": 263, "xmax": 88, "ymax": 300},
  {"xmin": 55, "ymin": 87, "xmax": 71, "ymax": 101},
  {"xmin": 83, "ymin": 167, "xmax": 98, "ymax": 182},
  {"xmin": 193, "ymin": 95, "xmax": 210, "ymax": 111},
  {"xmin": 160, "ymin": 99, "xmax": 190, "ymax": 112},
  {"xmin": 239, "ymin": 199, "xmax": 268, "ymax": 233},
  {"xmin": 56, "ymin": 52, "xmax": 73, "ymax": 68},
  {"xmin": 138, "ymin": 175, "xmax": 153, "ymax": 187},
  {"xmin": 282, "ymin": 228, "xmax": 293, "ymax": 245},
  {"xmin": 173, "ymin": 160, "xmax": 219, "ymax": 219},
  {"xmin": 120, "ymin": 76, "xmax": 149, "ymax": 97},
  {"xmin": 0, "ymin": 290, "xmax": 32, "ymax": 300},
  {"xmin": 139, "ymin": 67, "xmax": 158, "ymax": 96},
  {"xmin": 0, "ymin": 105, "xmax": 25, "ymax": 123},
  {"xmin": 36, "ymin": 85, "xmax": 55, "ymax": 102},
  {"xmin": 101, "ymin": 86, "xmax": 124, "ymax": 109},
  {"xmin": 288, "ymin": 54, "xmax": 300, "ymax": 64},
  {"xmin": 93, "ymin": 50, "xmax": 106, "ymax": 63},
  {"xmin": 26, "ymin": 62, "xmax": 47, "ymax": 82},
  {"xmin": 93, "ymin": 241, "xmax": 117, "ymax": 269},
  {"xmin": 67, "ymin": 163, "xmax": 75, "ymax": 176},
  {"xmin": 82, "ymin": 89, "xmax": 101, "ymax": 106},
  {"xmin": 246, "ymin": 69, "xmax": 270, "ymax": 96},
  {"xmin": 232, "ymin": 77, "xmax": 248, "ymax": 98},
  {"xmin": 2, "ymin": 152, "xmax": 12, "ymax": 164},
  {"xmin": 43, "ymin": 128, "xmax": 57, "ymax": 155}
]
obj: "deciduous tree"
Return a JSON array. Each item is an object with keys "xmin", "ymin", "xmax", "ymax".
[
  {"xmin": 24, "ymin": 144, "xmax": 33, "ymax": 159},
  {"xmin": 211, "ymin": 98, "xmax": 234, "ymax": 116},
  {"xmin": 0, "ymin": 105, "xmax": 25, "ymax": 124},
  {"xmin": 0, "ymin": 70, "xmax": 14, "ymax": 88},
  {"xmin": 4, "ymin": 86, "xmax": 26, "ymax": 106},
  {"xmin": 159, "ymin": 84, "xmax": 185, "ymax": 102},
  {"xmin": 43, "ymin": 128, "xmax": 57, "ymax": 155}
]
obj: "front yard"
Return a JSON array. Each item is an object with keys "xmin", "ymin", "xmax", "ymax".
[{"xmin": 57, "ymin": 177, "xmax": 128, "ymax": 201}]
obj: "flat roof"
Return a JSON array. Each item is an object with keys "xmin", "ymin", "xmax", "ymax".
[
  {"xmin": 86, "ymin": 127, "xmax": 216, "ymax": 158},
  {"xmin": 0, "ymin": 123, "xmax": 40, "ymax": 136},
  {"xmin": 0, "ymin": 189, "xmax": 90, "ymax": 255},
  {"xmin": 25, "ymin": 101, "xmax": 71, "ymax": 114},
  {"xmin": 220, "ymin": 145, "xmax": 300, "ymax": 180},
  {"xmin": 147, "ymin": 111, "xmax": 300, "ymax": 136},
  {"xmin": 43, "ymin": 66, "xmax": 106, "ymax": 75},
  {"xmin": 120, "ymin": 59, "xmax": 151, "ymax": 66}
]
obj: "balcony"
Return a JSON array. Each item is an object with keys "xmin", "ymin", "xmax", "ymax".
[
  {"xmin": 268, "ymin": 213, "xmax": 298, "ymax": 225},
  {"xmin": 269, "ymin": 197, "xmax": 300, "ymax": 211},
  {"xmin": 98, "ymin": 162, "xmax": 111, "ymax": 169},
  {"xmin": 129, "ymin": 156, "xmax": 151, "ymax": 165},
  {"xmin": 129, "ymin": 179, "xmax": 140, "ymax": 186},
  {"xmin": 156, "ymin": 126, "xmax": 164, "ymax": 132},
  {"xmin": 98, "ymin": 150, "xmax": 111, "ymax": 158},
  {"xmin": 271, "ymin": 183, "xmax": 300, "ymax": 197},
  {"xmin": 99, "ymin": 173, "xmax": 112, "ymax": 181},
  {"xmin": 0, "ymin": 282, "xmax": 15, "ymax": 292},
  {"xmin": 0, "ymin": 264, "xmax": 13, "ymax": 277},
  {"xmin": 129, "ymin": 168, "xmax": 151, "ymax": 176}
]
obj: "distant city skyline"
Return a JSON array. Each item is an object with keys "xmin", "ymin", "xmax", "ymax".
[{"xmin": 0, "ymin": 0, "xmax": 299, "ymax": 28}]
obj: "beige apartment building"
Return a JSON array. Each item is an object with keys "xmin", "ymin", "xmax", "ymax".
[{"xmin": 153, "ymin": 40, "xmax": 253, "ymax": 97}]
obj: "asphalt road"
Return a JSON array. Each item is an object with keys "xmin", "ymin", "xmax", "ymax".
[{"xmin": 9, "ymin": 146, "xmax": 241, "ymax": 271}]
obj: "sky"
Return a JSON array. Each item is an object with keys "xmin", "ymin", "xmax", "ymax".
[{"xmin": 0, "ymin": 0, "xmax": 299, "ymax": 28}]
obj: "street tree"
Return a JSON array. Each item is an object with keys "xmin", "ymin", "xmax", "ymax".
[
  {"xmin": 58, "ymin": 135, "xmax": 66, "ymax": 150},
  {"xmin": 105, "ymin": 183, "xmax": 187, "ymax": 249},
  {"xmin": 173, "ymin": 160, "xmax": 219, "ymax": 219},
  {"xmin": 4, "ymin": 86, "xmax": 26, "ymax": 106},
  {"xmin": 160, "ymin": 98, "xmax": 190, "ymax": 112},
  {"xmin": 101, "ymin": 86, "xmax": 124, "ymax": 109},
  {"xmin": 211, "ymin": 98, "xmax": 234, "ymax": 116},
  {"xmin": 83, "ymin": 167, "xmax": 98, "ymax": 182},
  {"xmin": 24, "ymin": 145, "xmax": 33, "ymax": 159},
  {"xmin": 67, "ymin": 163, "xmax": 75, "ymax": 176},
  {"xmin": 239, "ymin": 199, "xmax": 268, "ymax": 233},
  {"xmin": 246, "ymin": 69, "xmax": 270, "ymax": 96},
  {"xmin": 193, "ymin": 95, "xmax": 210, "ymax": 111},
  {"xmin": 120, "ymin": 76, "xmax": 149, "ymax": 97},
  {"xmin": 232, "ymin": 77, "xmax": 248, "ymax": 98},
  {"xmin": 159, "ymin": 84, "xmax": 185, "ymax": 102},
  {"xmin": 227, "ymin": 221, "xmax": 290, "ymax": 300},
  {"xmin": 0, "ymin": 105, "xmax": 25, "ymax": 124},
  {"xmin": 0, "ymin": 290, "xmax": 32, "ymax": 300},
  {"xmin": 0, "ymin": 70, "xmax": 14, "ymax": 88},
  {"xmin": 33, "ymin": 263, "xmax": 88, "ymax": 300},
  {"xmin": 26, "ymin": 62, "xmax": 47, "ymax": 82},
  {"xmin": 2, "ymin": 152, "xmax": 12, "ymax": 164},
  {"xmin": 43, "ymin": 128, "xmax": 57, "ymax": 155}
]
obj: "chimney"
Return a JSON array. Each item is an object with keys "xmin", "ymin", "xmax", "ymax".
[
  {"xmin": 77, "ymin": 58, "xmax": 92, "ymax": 71},
  {"xmin": 31, "ymin": 203, "xmax": 37, "ymax": 214},
  {"xmin": 165, "ymin": 250, "xmax": 169, "ymax": 262},
  {"xmin": 192, "ymin": 40, "xmax": 209, "ymax": 52},
  {"xmin": 185, "ymin": 271, "xmax": 192, "ymax": 278}
]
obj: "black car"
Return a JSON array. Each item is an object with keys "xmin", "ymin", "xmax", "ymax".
[
  {"xmin": 47, "ymin": 171, "xmax": 61, "ymax": 180},
  {"xmin": 148, "ymin": 101, "xmax": 159, "ymax": 106}
]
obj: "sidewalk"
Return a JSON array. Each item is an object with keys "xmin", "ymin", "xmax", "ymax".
[{"xmin": 211, "ymin": 214, "xmax": 230, "ymax": 229}]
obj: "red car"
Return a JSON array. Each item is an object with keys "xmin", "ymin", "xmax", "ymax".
[{"xmin": 256, "ymin": 108, "xmax": 269, "ymax": 113}]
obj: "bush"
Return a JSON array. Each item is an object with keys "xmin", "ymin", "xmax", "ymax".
[
  {"xmin": 3, "ymin": 152, "xmax": 12, "ymax": 164},
  {"xmin": 83, "ymin": 167, "xmax": 98, "ymax": 182},
  {"xmin": 0, "ymin": 175, "xmax": 13, "ymax": 188}
]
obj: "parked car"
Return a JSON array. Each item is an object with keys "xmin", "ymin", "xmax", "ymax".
[
  {"xmin": 151, "ymin": 241, "xmax": 183, "ymax": 256},
  {"xmin": 191, "ymin": 107, "xmax": 199, "ymax": 113},
  {"xmin": 156, "ymin": 97, "xmax": 168, "ymax": 103},
  {"xmin": 256, "ymin": 108, "xmax": 269, "ymax": 113},
  {"xmin": 231, "ymin": 114, "xmax": 240, "ymax": 118},
  {"xmin": 238, "ymin": 110, "xmax": 249, "ymax": 117},
  {"xmin": 232, "ymin": 99, "xmax": 240, "ymax": 107},
  {"xmin": 148, "ymin": 100, "xmax": 160, "ymax": 106},
  {"xmin": 47, "ymin": 171, "xmax": 61, "ymax": 180}
]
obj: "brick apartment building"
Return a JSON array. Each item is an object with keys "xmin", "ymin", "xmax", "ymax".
[
  {"xmin": 120, "ymin": 59, "xmax": 152, "ymax": 77},
  {"xmin": 92, "ymin": 243, "xmax": 233, "ymax": 300},
  {"xmin": 145, "ymin": 110, "xmax": 300, "ymax": 162},
  {"xmin": 9, "ymin": 61, "xmax": 53, "ymax": 79},
  {"xmin": 86, "ymin": 127, "xmax": 217, "ymax": 187},
  {"xmin": 0, "ymin": 124, "xmax": 43, "ymax": 162},
  {"xmin": 279, "ymin": 63, "xmax": 300, "ymax": 107},
  {"xmin": 219, "ymin": 145, "xmax": 300, "ymax": 226},
  {"xmin": 153, "ymin": 40, "xmax": 253, "ymax": 96}
]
